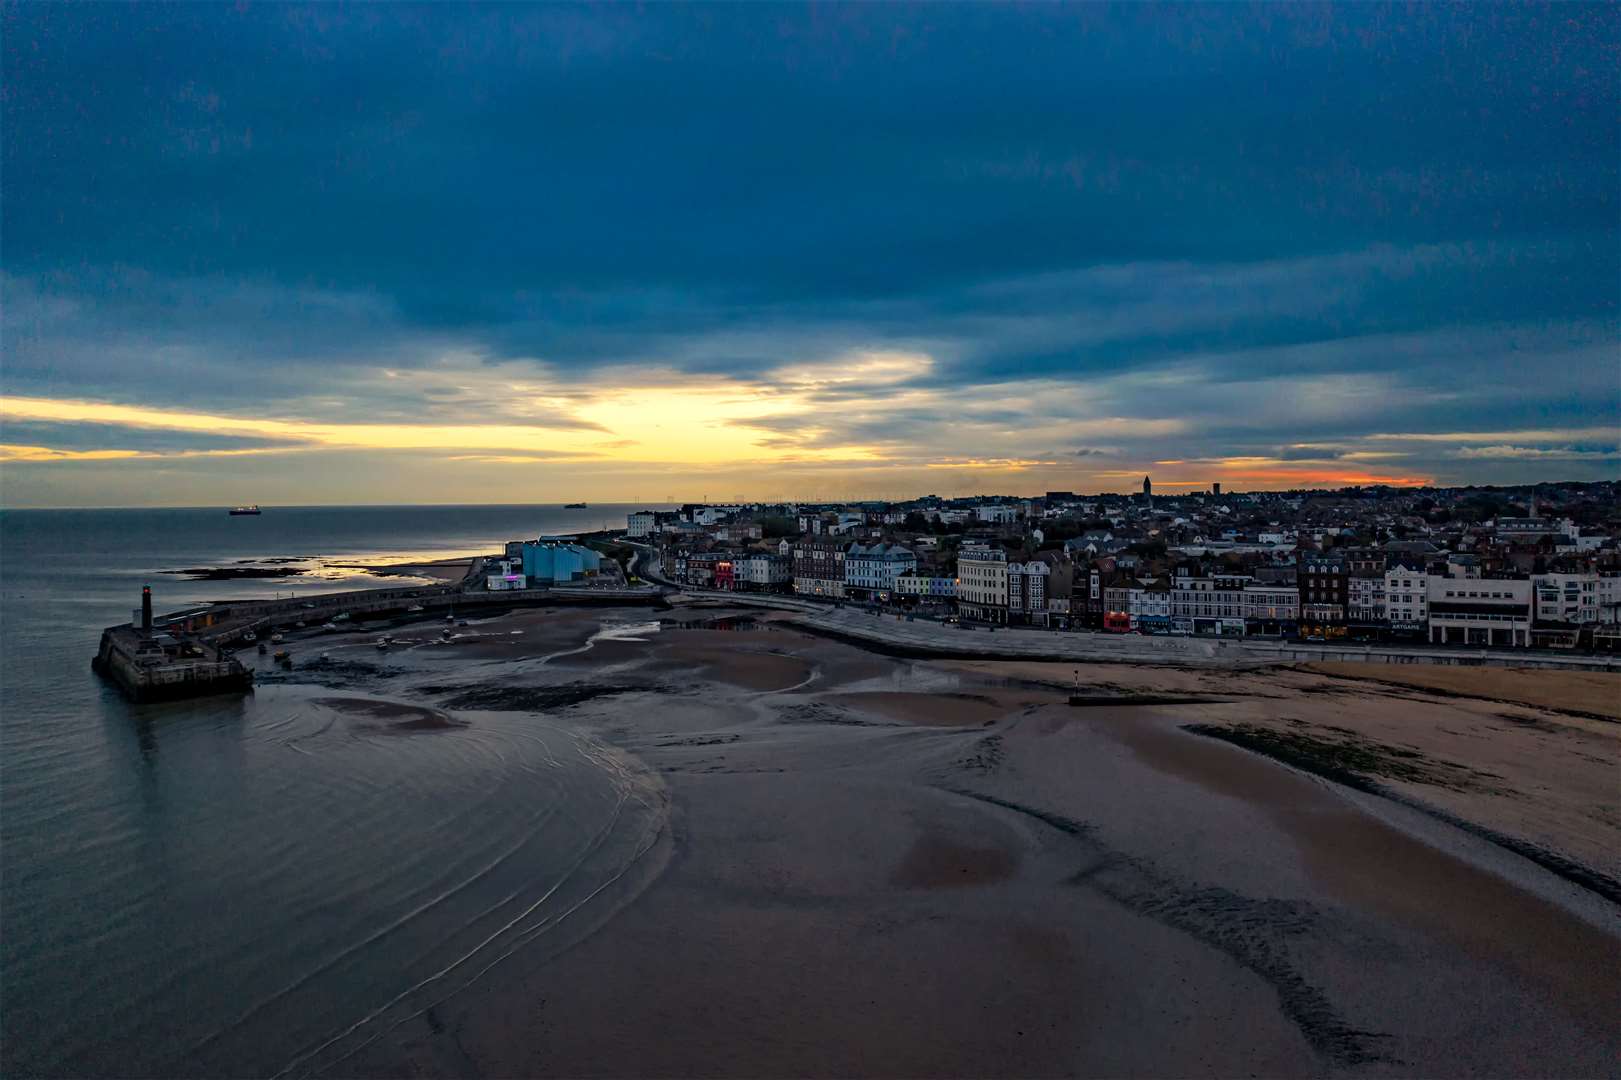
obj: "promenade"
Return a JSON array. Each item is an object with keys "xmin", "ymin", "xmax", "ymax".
[{"xmin": 669, "ymin": 589, "xmax": 1621, "ymax": 673}]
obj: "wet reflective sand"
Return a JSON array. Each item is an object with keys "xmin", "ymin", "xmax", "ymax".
[{"xmin": 230, "ymin": 600, "xmax": 1621, "ymax": 1079}]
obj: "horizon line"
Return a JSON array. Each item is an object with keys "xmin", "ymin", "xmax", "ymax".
[{"xmin": 0, "ymin": 478, "xmax": 1610, "ymax": 513}]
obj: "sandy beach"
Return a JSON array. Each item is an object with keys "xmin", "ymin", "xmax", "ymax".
[
  {"xmin": 325, "ymin": 556, "xmax": 479, "ymax": 582},
  {"xmin": 251, "ymin": 601, "xmax": 1621, "ymax": 1078}
]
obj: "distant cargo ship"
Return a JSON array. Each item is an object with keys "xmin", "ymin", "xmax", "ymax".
[
  {"xmin": 228, "ymin": 505, "xmax": 262, "ymax": 515},
  {"xmin": 564, "ymin": 502, "xmax": 588, "ymax": 509}
]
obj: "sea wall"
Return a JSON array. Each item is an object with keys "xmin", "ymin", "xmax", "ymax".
[
  {"xmin": 93, "ymin": 631, "xmax": 254, "ymax": 703},
  {"xmin": 196, "ymin": 584, "xmax": 663, "ymax": 646},
  {"xmin": 675, "ymin": 592, "xmax": 1621, "ymax": 673},
  {"xmin": 95, "ymin": 580, "xmax": 666, "ymax": 703},
  {"xmin": 1245, "ymin": 644, "xmax": 1621, "ymax": 671}
]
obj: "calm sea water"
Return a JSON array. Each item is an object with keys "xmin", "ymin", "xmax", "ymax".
[{"xmin": 0, "ymin": 505, "xmax": 669, "ymax": 1077}]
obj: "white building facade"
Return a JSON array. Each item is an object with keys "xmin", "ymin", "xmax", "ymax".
[
  {"xmin": 1600, "ymin": 574, "xmax": 1621, "ymax": 625},
  {"xmin": 1006, "ymin": 561, "xmax": 1050, "ymax": 625},
  {"xmin": 1128, "ymin": 583, "xmax": 1172, "ymax": 628},
  {"xmin": 737, "ymin": 553, "xmax": 791, "ymax": 590},
  {"xmin": 1427, "ymin": 578, "xmax": 1532, "ymax": 647},
  {"xmin": 1532, "ymin": 573, "xmax": 1599, "ymax": 625},
  {"xmin": 957, "ymin": 544, "xmax": 1008, "ymax": 623},
  {"xmin": 974, "ymin": 504, "xmax": 1019, "ymax": 524},
  {"xmin": 1384, "ymin": 569, "xmax": 1429, "ymax": 633}
]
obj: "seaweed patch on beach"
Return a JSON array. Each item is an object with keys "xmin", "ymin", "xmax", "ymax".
[
  {"xmin": 1075, "ymin": 857, "xmax": 1396, "ymax": 1067},
  {"xmin": 777, "ymin": 702, "xmax": 900, "ymax": 727},
  {"xmin": 949, "ymin": 785, "xmax": 1394, "ymax": 1067},
  {"xmin": 956, "ymin": 734, "xmax": 1006, "ymax": 774},
  {"xmin": 253, "ymin": 658, "xmax": 401, "ymax": 687},
  {"xmin": 1184, "ymin": 721, "xmax": 1621, "ymax": 905},
  {"xmin": 1182, "ymin": 722, "xmax": 1502, "ymax": 794},
  {"xmin": 421, "ymin": 683, "xmax": 644, "ymax": 711}
]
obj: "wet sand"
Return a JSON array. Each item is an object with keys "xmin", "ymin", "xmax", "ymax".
[
  {"xmin": 312, "ymin": 696, "xmax": 467, "ymax": 733},
  {"xmin": 637, "ymin": 630, "xmax": 814, "ymax": 692},
  {"xmin": 833, "ymin": 690, "xmax": 1017, "ymax": 727},
  {"xmin": 258, "ymin": 604, "xmax": 1620, "ymax": 1078}
]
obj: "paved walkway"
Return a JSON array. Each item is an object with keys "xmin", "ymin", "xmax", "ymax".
[{"xmin": 671, "ymin": 590, "xmax": 1621, "ymax": 673}]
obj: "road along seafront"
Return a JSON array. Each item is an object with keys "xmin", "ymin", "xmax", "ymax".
[
  {"xmin": 625, "ymin": 541, "xmax": 1621, "ymax": 673},
  {"xmin": 668, "ymin": 590, "xmax": 1621, "ymax": 672}
]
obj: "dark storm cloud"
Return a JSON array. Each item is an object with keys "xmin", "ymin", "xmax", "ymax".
[
  {"xmin": 0, "ymin": 420, "xmax": 300, "ymax": 455},
  {"xmin": 1, "ymin": 2, "xmax": 1617, "ymax": 492},
  {"xmin": 1278, "ymin": 446, "xmax": 1344, "ymax": 462},
  {"xmin": 6, "ymin": 5, "xmax": 1615, "ymax": 310}
]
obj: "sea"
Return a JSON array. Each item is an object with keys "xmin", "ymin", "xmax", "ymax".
[{"xmin": 0, "ymin": 504, "xmax": 671, "ymax": 1077}]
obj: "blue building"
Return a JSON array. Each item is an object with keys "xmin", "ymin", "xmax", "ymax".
[
  {"xmin": 844, "ymin": 542, "xmax": 917, "ymax": 600},
  {"xmin": 520, "ymin": 537, "xmax": 603, "ymax": 585}
]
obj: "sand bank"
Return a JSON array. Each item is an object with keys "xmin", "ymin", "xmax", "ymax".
[
  {"xmin": 328, "ymin": 556, "xmax": 477, "ymax": 582},
  {"xmin": 1307, "ymin": 660, "xmax": 1621, "ymax": 719}
]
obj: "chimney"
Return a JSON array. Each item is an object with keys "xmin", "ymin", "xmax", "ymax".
[{"xmin": 142, "ymin": 585, "xmax": 153, "ymax": 633}]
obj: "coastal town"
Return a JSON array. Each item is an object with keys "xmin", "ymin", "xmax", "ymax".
[
  {"xmin": 621, "ymin": 478, "xmax": 1621, "ymax": 652},
  {"xmin": 12, "ymin": 5, "xmax": 1619, "ymax": 1078},
  {"xmin": 93, "ymin": 478, "xmax": 1621, "ymax": 703}
]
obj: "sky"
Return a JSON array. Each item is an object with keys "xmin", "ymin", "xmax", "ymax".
[{"xmin": 2, "ymin": 2, "xmax": 1617, "ymax": 508}]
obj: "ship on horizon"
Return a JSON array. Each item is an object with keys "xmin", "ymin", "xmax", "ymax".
[
  {"xmin": 228, "ymin": 505, "xmax": 262, "ymax": 515},
  {"xmin": 563, "ymin": 502, "xmax": 588, "ymax": 509}
]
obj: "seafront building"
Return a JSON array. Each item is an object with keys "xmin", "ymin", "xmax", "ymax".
[
  {"xmin": 1427, "ymin": 577, "xmax": 1533, "ymax": 647},
  {"xmin": 844, "ymin": 542, "xmax": 918, "ymax": 601},
  {"xmin": 1170, "ymin": 570, "xmax": 1250, "ymax": 637},
  {"xmin": 1532, "ymin": 572, "xmax": 1600, "ymax": 626},
  {"xmin": 1345, "ymin": 547, "xmax": 1389, "ymax": 628},
  {"xmin": 1006, "ymin": 560, "xmax": 1051, "ymax": 626},
  {"xmin": 894, "ymin": 574, "xmax": 957, "ymax": 601},
  {"xmin": 735, "ymin": 552, "xmax": 792, "ymax": 591},
  {"xmin": 1242, "ymin": 583, "xmax": 1299, "ymax": 637},
  {"xmin": 625, "ymin": 482, "xmax": 1621, "ymax": 651},
  {"xmin": 1385, "ymin": 567, "xmax": 1430, "ymax": 635},
  {"xmin": 1599, "ymin": 575, "xmax": 1621, "ymax": 626},
  {"xmin": 520, "ymin": 538, "xmax": 602, "ymax": 585},
  {"xmin": 1298, "ymin": 551, "xmax": 1349, "ymax": 638},
  {"xmin": 1127, "ymin": 579, "xmax": 1173, "ymax": 632},
  {"xmin": 957, "ymin": 543, "xmax": 1009, "ymax": 623},
  {"xmin": 793, "ymin": 540, "xmax": 848, "ymax": 599},
  {"xmin": 486, "ymin": 559, "xmax": 528, "ymax": 591}
]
